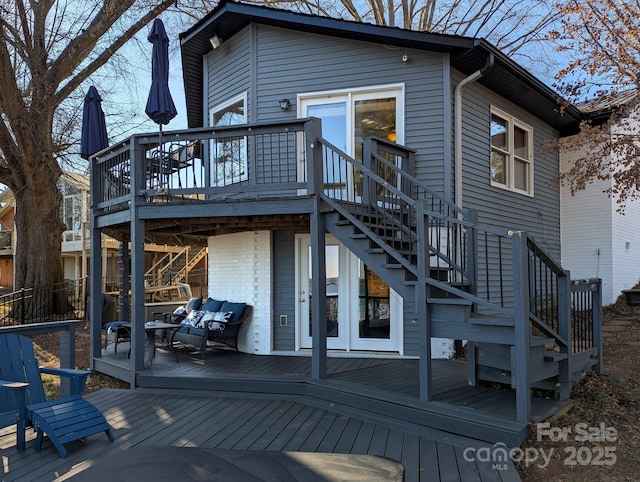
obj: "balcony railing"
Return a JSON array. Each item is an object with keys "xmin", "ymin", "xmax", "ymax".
[{"xmin": 92, "ymin": 119, "xmax": 320, "ymax": 213}]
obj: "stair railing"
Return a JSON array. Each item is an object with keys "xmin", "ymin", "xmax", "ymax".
[
  {"xmin": 318, "ymin": 136, "xmax": 518, "ymax": 315},
  {"xmin": 526, "ymin": 235, "xmax": 571, "ymax": 352}
]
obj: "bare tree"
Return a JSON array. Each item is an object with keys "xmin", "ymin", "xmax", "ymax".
[
  {"xmin": 0, "ymin": 0, "xmax": 190, "ymax": 314},
  {"xmin": 550, "ymin": 0, "xmax": 640, "ymax": 210},
  {"xmin": 0, "ymin": 0, "xmax": 568, "ymax": 318},
  {"xmin": 248, "ymin": 0, "xmax": 561, "ymax": 67}
]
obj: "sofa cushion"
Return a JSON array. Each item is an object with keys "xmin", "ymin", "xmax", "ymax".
[
  {"xmin": 187, "ymin": 326, "xmax": 205, "ymax": 336},
  {"xmin": 219, "ymin": 302, "xmax": 247, "ymax": 323},
  {"xmin": 185, "ymin": 297, "xmax": 203, "ymax": 313},
  {"xmin": 197, "ymin": 311, "xmax": 233, "ymax": 329},
  {"xmin": 201, "ymin": 298, "xmax": 225, "ymax": 312},
  {"xmin": 180, "ymin": 310, "xmax": 205, "ymax": 327}
]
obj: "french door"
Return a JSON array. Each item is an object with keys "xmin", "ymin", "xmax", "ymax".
[
  {"xmin": 296, "ymin": 236, "xmax": 402, "ymax": 353},
  {"xmin": 296, "ymin": 85, "xmax": 404, "ymax": 353}
]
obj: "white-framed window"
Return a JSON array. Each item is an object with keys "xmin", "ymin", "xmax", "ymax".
[
  {"xmin": 209, "ymin": 93, "xmax": 247, "ymax": 186},
  {"xmin": 490, "ymin": 108, "xmax": 533, "ymax": 195}
]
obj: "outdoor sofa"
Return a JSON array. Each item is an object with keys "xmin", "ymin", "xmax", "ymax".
[{"xmin": 160, "ymin": 297, "xmax": 252, "ymax": 359}]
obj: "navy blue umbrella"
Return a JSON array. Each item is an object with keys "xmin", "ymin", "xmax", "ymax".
[
  {"xmin": 145, "ymin": 18, "xmax": 177, "ymax": 127},
  {"xmin": 80, "ymin": 86, "xmax": 108, "ymax": 160}
]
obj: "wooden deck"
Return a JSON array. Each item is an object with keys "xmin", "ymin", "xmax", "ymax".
[
  {"xmin": 134, "ymin": 343, "xmax": 566, "ymax": 420},
  {"xmin": 92, "ymin": 342, "xmax": 567, "ymax": 447},
  {"xmin": 0, "ymin": 387, "xmax": 522, "ymax": 481}
]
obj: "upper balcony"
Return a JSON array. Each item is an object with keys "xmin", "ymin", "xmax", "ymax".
[
  {"xmin": 90, "ymin": 117, "xmax": 421, "ymax": 245},
  {"xmin": 92, "ymin": 119, "xmax": 324, "ymax": 218}
]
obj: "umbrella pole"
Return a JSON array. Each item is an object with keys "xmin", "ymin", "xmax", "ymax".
[{"xmin": 159, "ymin": 124, "xmax": 163, "ymax": 189}]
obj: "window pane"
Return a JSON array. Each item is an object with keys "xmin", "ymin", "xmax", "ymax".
[
  {"xmin": 491, "ymin": 114, "xmax": 508, "ymax": 150},
  {"xmin": 355, "ymin": 97, "xmax": 397, "ymax": 196},
  {"xmin": 514, "ymin": 158, "xmax": 529, "ymax": 191},
  {"xmin": 491, "ymin": 150, "xmax": 506, "ymax": 184},
  {"xmin": 214, "ymin": 100, "xmax": 244, "ymax": 127},
  {"xmin": 308, "ymin": 245, "xmax": 340, "ymax": 338},
  {"xmin": 211, "ymin": 98, "xmax": 246, "ymax": 186},
  {"xmin": 308, "ymin": 103, "xmax": 348, "ymax": 197},
  {"xmin": 514, "ymin": 126, "xmax": 528, "ymax": 159},
  {"xmin": 358, "ymin": 264, "xmax": 390, "ymax": 339}
]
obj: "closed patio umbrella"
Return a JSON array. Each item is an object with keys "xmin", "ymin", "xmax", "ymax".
[
  {"xmin": 80, "ymin": 86, "xmax": 108, "ymax": 160},
  {"xmin": 145, "ymin": 18, "xmax": 177, "ymax": 148}
]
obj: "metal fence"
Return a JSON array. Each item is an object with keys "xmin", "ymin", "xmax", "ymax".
[{"xmin": 0, "ymin": 279, "xmax": 87, "ymax": 326}]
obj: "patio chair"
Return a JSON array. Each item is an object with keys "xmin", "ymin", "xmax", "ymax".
[
  {"xmin": 0, "ymin": 333, "xmax": 114, "ymax": 457},
  {"xmin": 103, "ymin": 321, "xmax": 132, "ymax": 354}
]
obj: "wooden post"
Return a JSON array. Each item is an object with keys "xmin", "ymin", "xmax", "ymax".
[
  {"xmin": 465, "ymin": 208, "xmax": 478, "ymax": 298},
  {"xmin": 305, "ymin": 118, "xmax": 323, "ymax": 196},
  {"xmin": 58, "ymin": 324, "xmax": 76, "ymax": 397},
  {"xmin": 591, "ymin": 278, "xmax": 603, "ymax": 374},
  {"xmin": 310, "ymin": 197, "xmax": 327, "ymax": 379},
  {"xmin": 557, "ymin": 270, "xmax": 572, "ymax": 400},
  {"xmin": 512, "ymin": 232, "xmax": 531, "ymax": 422},
  {"xmin": 89, "ymin": 159, "xmax": 103, "ymax": 369},
  {"xmin": 416, "ymin": 200, "xmax": 431, "ymax": 401},
  {"xmin": 130, "ymin": 138, "xmax": 146, "ymax": 376}
]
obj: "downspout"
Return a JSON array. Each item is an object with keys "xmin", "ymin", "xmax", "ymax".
[{"xmin": 454, "ymin": 53, "xmax": 494, "ymax": 208}]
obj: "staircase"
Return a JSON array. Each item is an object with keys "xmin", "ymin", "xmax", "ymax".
[
  {"xmin": 145, "ymin": 247, "xmax": 207, "ymax": 287},
  {"xmin": 317, "ymin": 136, "xmax": 602, "ymax": 423}
]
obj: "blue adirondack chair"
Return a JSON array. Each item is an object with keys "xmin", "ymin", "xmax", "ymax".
[{"xmin": 0, "ymin": 333, "xmax": 113, "ymax": 457}]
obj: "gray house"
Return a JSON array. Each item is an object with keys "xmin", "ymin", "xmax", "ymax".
[{"xmin": 89, "ymin": 1, "xmax": 602, "ymax": 446}]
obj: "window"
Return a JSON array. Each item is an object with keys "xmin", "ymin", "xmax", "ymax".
[
  {"xmin": 490, "ymin": 109, "xmax": 533, "ymax": 194},
  {"xmin": 210, "ymin": 94, "xmax": 247, "ymax": 186},
  {"xmin": 57, "ymin": 179, "xmax": 85, "ymax": 242}
]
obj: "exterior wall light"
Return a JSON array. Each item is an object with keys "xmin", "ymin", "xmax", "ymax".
[
  {"xmin": 279, "ymin": 98, "xmax": 292, "ymax": 111},
  {"xmin": 209, "ymin": 35, "xmax": 222, "ymax": 49}
]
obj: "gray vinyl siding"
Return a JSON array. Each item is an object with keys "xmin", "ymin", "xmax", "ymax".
[
  {"xmin": 205, "ymin": 27, "xmax": 252, "ymax": 121},
  {"xmin": 402, "ymin": 297, "xmax": 419, "ymax": 357},
  {"xmin": 203, "ymin": 24, "xmax": 563, "ymax": 356},
  {"xmin": 455, "ymin": 70, "xmax": 561, "ymax": 259},
  {"xmin": 253, "ymin": 25, "xmax": 448, "ymax": 196},
  {"xmin": 272, "ymin": 230, "xmax": 296, "ymax": 351}
]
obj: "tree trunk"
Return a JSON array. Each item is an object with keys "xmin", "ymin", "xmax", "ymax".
[{"xmin": 12, "ymin": 166, "xmax": 68, "ymax": 318}]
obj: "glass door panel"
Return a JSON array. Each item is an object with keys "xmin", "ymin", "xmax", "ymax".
[
  {"xmin": 358, "ymin": 264, "xmax": 390, "ymax": 339},
  {"xmin": 306, "ymin": 102, "xmax": 349, "ymax": 199},
  {"xmin": 308, "ymin": 245, "xmax": 340, "ymax": 338}
]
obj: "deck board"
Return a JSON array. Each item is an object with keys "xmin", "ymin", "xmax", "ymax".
[{"xmin": 15, "ymin": 343, "xmax": 567, "ymax": 480}]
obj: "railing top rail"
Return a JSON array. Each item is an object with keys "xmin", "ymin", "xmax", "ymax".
[
  {"xmin": 319, "ymin": 136, "xmax": 418, "ymax": 208},
  {"xmin": 0, "ymin": 320, "xmax": 84, "ymax": 336},
  {"xmin": 94, "ymin": 118, "xmax": 315, "ymax": 164},
  {"xmin": 526, "ymin": 234, "xmax": 567, "ymax": 277}
]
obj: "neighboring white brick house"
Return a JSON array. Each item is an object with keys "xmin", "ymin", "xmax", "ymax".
[
  {"xmin": 560, "ymin": 139, "xmax": 640, "ymax": 306},
  {"xmin": 209, "ymin": 231, "xmax": 272, "ymax": 354}
]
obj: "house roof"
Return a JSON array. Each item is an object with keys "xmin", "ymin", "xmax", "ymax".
[{"xmin": 180, "ymin": 0, "xmax": 584, "ymax": 135}]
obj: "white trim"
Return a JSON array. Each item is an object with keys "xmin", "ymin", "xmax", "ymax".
[
  {"xmin": 298, "ymin": 83, "xmax": 405, "ymax": 146},
  {"xmin": 209, "ymin": 92, "xmax": 249, "ymax": 186},
  {"xmin": 295, "ymin": 234, "xmax": 403, "ymax": 353},
  {"xmin": 490, "ymin": 106, "xmax": 534, "ymax": 197}
]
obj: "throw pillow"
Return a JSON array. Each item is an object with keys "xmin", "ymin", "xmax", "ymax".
[
  {"xmin": 197, "ymin": 311, "xmax": 233, "ymax": 329},
  {"xmin": 201, "ymin": 298, "xmax": 225, "ymax": 312},
  {"xmin": 208, "ymin": 322, "xmax": 226, "ymax": 333},
  {"xmin": 173, "ymin": 306, "xmax": 187, "ymax": 315},
  {"xmin": 180, "ymin": 310, "xmax": 205, "ymax": 327},
  {"xmin": 219, "ymin": 301, "xmax": 246, "ymax": 323},
  {"xmin": 185, "ymin": 296, "xmax": 203, "ymax": 313}
]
